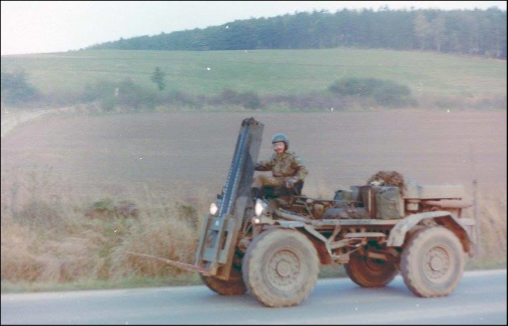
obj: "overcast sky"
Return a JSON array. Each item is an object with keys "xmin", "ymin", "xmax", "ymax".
[{"xmin": 2, "ymin": 1, "xmax": 506, "ymax": 55}]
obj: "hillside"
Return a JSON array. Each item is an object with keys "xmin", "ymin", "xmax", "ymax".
[{"xmin": 2, "ymin": 48, "xmax": 506, "ymax": 100}]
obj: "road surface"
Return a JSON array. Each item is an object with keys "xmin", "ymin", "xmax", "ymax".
[{"xmin": 1, "ymin": 270, "xmax": 506, "ymax": 325}]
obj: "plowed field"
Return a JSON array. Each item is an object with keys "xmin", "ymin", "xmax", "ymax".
[{"xmin": 2, "ymin": 111, "xmax": 506, "ymax": 200}]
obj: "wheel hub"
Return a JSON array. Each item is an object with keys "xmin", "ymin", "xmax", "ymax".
[
  {"xmin": 276, "ymin": 260, "xmax": 292, "ymax": 277},
  {"xmin": 267, "ymin": 250, "xmax": 301, "ymax": 290},
  {"xmin": 430, "ymin": 256, "xmax": 444, "ymax": 271},
  {"xmin": 424, "ymin": 245, "xmax": 451, "ymax": 282},
  {"xmin": 365, "ymin": 257, "xmax": 384, "ymax": 273}
]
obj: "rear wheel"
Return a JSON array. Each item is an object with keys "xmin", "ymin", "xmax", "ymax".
[
  {"xmin": 242, "ymin": 229, "xmax": 319, "ymax": 307},
  {"xmin": 401, "ymin": 226, "xmax": 465, "ymax": 297},
  {"xmin": 345, "ymin": 252, "xmax": 398, "ymax": 287},
  {"xmin": 200, "ymin": 267, "xmax": 247, "ymax": 295}
]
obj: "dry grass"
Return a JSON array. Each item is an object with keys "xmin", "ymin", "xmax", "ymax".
[
  {"xmin": 1, "ymin": 168, "xmax": 506, "ymax": 291},
  {"xmin": 1, "ymin": 169, "xmax": 205, "ymax": 286},
  {"xmin": 464, "ymin": 187, "xmax": 508, "ymax": 259}
]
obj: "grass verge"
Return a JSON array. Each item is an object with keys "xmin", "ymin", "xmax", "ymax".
[{"xmin": 1, "ymin": 169, "xmax": 506, "ymax": 293}]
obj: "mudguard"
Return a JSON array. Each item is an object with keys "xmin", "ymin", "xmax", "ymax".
[{"xmin": 387, "ymin": 210, "xmax": 475, "ymax": 251}]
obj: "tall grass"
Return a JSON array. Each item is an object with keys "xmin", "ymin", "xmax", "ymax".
[
  {"xmin": 1, "ymin": 168, "xmax": 207, "ymax": 286},
  {"xmin": 1, "ymin": 168, "xmax": 506, "ymax": 291},
  {"xmin": 465, "ymin": 188, "xmax": 508, "ymax": 259}
]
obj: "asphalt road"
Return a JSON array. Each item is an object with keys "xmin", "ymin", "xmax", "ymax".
[{"xmin": 1, "ymin": 270, "xmax": 506, "ymax": 325}]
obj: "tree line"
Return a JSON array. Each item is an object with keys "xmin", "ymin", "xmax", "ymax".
[{"xmin": 86, "ymin": 8, "xmax": 507, "ymax": 59}]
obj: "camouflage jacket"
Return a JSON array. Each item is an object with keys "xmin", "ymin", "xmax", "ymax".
[{"xmin": 255, "ymin": 151, "xmax": 308, "ymax": 181}]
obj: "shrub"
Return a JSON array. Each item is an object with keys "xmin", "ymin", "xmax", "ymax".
[
  {"xmin": 83, "ymin": 80, "xmax": 117, "ymax": 102},
  {"xmin": 214, "ymin": 89, "xmax": 263, "ymax": 109},
  {"xmin": 82, "ymin": 78, "xmax": 157, "ymax": 111},
  {"xmin": 13, "ymin": 200, "xmax": 63, "ymax": 229},
  {"xmin": 100, "ymin": 96, "xmax": 117, "ymax": 111},
  {"xmin": 1, "ymin": 69, "xmax": 40, "ymax": 105},
  {"xmin": 117, "ymin": 78, "xmax": 156, "ymax": 110},
  {"xmin": 329, "ymin": 78, "xmax": 414, "ymax": 107},
  {"xmin": 85, "ymin": 197, "xmax": 139, "ymax": 219},
  {"xmin": 240, "ymin": 91, "xmax": 262, "ymax": 109}
]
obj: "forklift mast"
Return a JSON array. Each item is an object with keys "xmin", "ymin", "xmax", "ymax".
[{"xmin": 195, "ymin": 118, "xmax": 264, "ymax": 279}]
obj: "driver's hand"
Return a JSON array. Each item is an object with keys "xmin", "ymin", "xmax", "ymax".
[{"xmin": 284, "ymin": 177, "xmax": 298, "ymax": 188}]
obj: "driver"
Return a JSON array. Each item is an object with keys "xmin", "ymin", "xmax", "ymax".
[{"xmin": 251, "ymin": 133, "xmax": 308, "ymax": 200}]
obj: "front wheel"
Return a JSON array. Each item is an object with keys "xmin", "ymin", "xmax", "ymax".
[
  {"xmin": 401, "ymin": 226, "xmax": 465, "ymax": 298},
  {"xmin": 200, "ymin": 268, "xmax": 247, "ymax": 295},
  {"xmin": 242, "ymin": 229, "xmax": 319, "ymax": 307},
  {"xmin": 345, "ymin": 252, "xmax": 398, "ymax": 288}
]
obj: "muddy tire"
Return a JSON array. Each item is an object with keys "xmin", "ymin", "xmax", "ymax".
[
  {"xmin": 345, "ymin": 252, "xmax": 398, "ymax": 287},
  {"xmin": 200, "ymin": 268, "xmax": 247, "ymax": 295},
  {"xmin": 401, "ymin": 226, "xmax": 465, "ymax": 298},
  {"xmin": 242, "ymin": 229, "xmax": 319, "ymax": 307}
]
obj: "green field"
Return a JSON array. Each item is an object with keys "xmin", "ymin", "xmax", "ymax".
[{"xmin": 1, "ymin": 48, "xmax": 506, "ymax": 98}]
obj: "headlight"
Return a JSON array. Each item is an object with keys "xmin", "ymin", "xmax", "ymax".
[
  {"xmin": 209, "ymin": 202, "xmax": 218, "ymax": 215},
  {"xmin": 254, "ymin": 199, "xmax": 267, "ymax": 217}
]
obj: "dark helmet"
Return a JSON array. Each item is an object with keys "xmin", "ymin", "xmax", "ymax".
[{"xmin": 271, "ymin": 133, "xmax": 289, "ymax": 150}]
